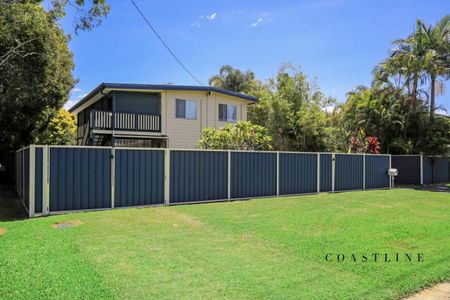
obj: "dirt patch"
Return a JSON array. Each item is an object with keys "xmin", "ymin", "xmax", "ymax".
[
  {"xmin": 404, "ymin": 282, "xmax": 450, "ymax": 300},
  {"xmin": 159, "ymin": 209, "xmax": 204, "ymax": 228},
  {"xmin": 0, "ymin": 227, "xmax": 7, "ymax": 235},
  {"xmin": 52, "ymin": 220, "xmax": 84, "ymax": 229}
]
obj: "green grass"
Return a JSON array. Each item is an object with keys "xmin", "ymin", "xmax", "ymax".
[{"xmin": 0, "ymin": 189, "xmax": 449, "ymax": 299}]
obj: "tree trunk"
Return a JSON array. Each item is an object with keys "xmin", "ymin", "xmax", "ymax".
[{"xmin": 430, "ymin": 73, "xmax": 436, "ymax": 120}]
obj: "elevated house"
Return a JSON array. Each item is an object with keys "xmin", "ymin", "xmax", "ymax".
[{"xmin": 69, "ymin": 83, "xmax": 258, "ymax": 148}]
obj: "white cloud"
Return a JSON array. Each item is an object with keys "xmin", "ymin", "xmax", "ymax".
[
  {"xmin": 206, "ymin": 12, "xmax": 217, "ymax": 20},
  {"xmin": 250, "ymin": 18, "xmax": 264, "ymax": 27},
  {"xmin": 72, "ymin": 87, "xmax": 83, "ymax": 93},
  {"xmin": 64, "ymin": 99, "xmax": 78, "ymax": 110}
]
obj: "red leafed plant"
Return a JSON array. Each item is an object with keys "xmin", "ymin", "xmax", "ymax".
[{"xmin": 366, "ymin": 136, "xmax": 381, "ymax": 154}]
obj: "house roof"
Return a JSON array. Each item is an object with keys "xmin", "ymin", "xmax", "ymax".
[{"xmin": 68, "ymin": 82, "xmax": 258, "ymax": 113}]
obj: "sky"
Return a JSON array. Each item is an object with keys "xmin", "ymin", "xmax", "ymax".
[{"xmin": 59, "ymin": 0, "xmax": 450, "ymax": 112}]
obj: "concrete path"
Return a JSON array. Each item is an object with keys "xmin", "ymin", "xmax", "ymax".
[{"xmin": 405, "ymin": 283, "xmax": 450, "ymax": 300}]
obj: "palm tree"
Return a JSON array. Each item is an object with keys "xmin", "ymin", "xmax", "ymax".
[
  {"xmin": 414, "ymin": 16, "xmax": 450, "ymax": 119},
  {"xmin": 208, "ymin": 65, "xmax": 256, "ymax": 93}
]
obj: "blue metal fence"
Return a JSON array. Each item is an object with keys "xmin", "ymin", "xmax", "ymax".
[
  {"xmin": 231, "ymin": 152, "xmax": 277, "ymax": 198},
  {"xmin": 279, "ymin": 153, "xmax": 317, "ymax": 195},
  {"xmin": 170, "ymin": 150, "xmax": 228, "ymax": 203},
  {"xmin": 115, "ymin": 149, "xmax": 165, "ymax": 207},
  {"xmin": 49, "ymin": 147, "xmax": 112, "ymax": 211},
  {"xmin": 15, "ymin": 146, "xmax": 394, "ymax": 217},
  {"xmin": 391, "ymin": 155, "xmax": 449, "ymax": 185}
]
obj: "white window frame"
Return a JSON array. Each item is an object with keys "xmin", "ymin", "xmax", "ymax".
[
  {"xmin": 175, "ymin": 99, "xmax": 197, "ymax": 120},
  {"xmin": 218, "ymin": 103, "xmax": 237, "ymax": 122}
]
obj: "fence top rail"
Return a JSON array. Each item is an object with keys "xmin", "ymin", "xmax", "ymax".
[
  {"xmin": 391, "ymin": 154, "xmax": 423, "ymax": 157},
  {"xmin": 18, "ymin": 145, "xmax": 395, "ymax": 156}
]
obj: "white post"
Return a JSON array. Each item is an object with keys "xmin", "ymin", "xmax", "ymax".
[
  {"xmin": 363, "ymin": 154, "xmax": 366, "ymax": 190},
  {"xmin": 389, "ymin": 154, "xmax": 394, "ymax": 189},
  {"xmin": 227, "ymin": 151, "xmax": 231, "ymax": 200},
  {"xmin": 111, "ymin": 147, "xmax": 115, "ymax": 209},
  {"xmin": 164, "ymin": 149, "xmax": 170, "ymax": 205},
  {"xmin": 42, "ymin": 146, "xmax": 50, "ymax": 215},
  {"xmin": 331, "ymin": 153, "xmax": 336, "ymax": 192},
  {"xmin": 29, "ymin": 146, "xmax": 35, "ymax": 218},
  {"xmin": 317, "ymin": 153, "xmax": 320, "ymax": 193},
  {"xmin": 420, "ymin": 155, "xmax": 423, "ymax": 185},
  {"xmin": 276, "ymin": 152, "xmax": 280, "ymax": 196}
]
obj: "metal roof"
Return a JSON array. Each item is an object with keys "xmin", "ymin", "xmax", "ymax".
[{"xmin": 69, "ymin": 82, "xmax": 258, "ymax": 113}]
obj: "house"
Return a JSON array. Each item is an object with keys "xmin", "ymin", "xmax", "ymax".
[{"xmin": 69, "ymin": 83, "xmax": 258, "ymax": 148}]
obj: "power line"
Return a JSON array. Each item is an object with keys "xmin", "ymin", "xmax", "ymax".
[{"xmin": 130, "ymin": 0, "xmax": 204, "ymax": 86}]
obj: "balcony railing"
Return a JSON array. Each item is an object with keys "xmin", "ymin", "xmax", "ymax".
[{"xmin": 90, "ymin": 110, "xmax": 161, "ymax": 132}]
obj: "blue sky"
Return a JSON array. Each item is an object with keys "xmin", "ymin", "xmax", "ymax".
[{"xmin": 60, "ymin": 0, "xmax": 449, "ymax": 112}]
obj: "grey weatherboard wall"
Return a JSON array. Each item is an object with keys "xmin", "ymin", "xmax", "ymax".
[
  {"xmin": 391, "ymin": 156, "xmax": 421, "ymax": 185},
  {"xmin": 50, "ymin": 147, "xmax": 111, "ymax": 211},
  {"xmin": 231, "ymin": 152, "xmax": 277, "ymax": 198},
  {"xmin": 335, "ymin": 154, "xmax": 363, "ymax": 191},
  {"xmin": 320, "ymin": 154, "xmax": 332, "ymax": 192},
  {"xmin": 170, "ymin": 150, "xmax": 228, "ymax": 203},
  {"xmin": 365, "ymin": 155, "xmax": 390, "ymax": 189},
  {"xmin": 115, "ymin": 149, "xmax": 165, "ymax": 207},
  {"xmin": 279, "ymin": 153, "xmax": 317, "ymax": 195}
]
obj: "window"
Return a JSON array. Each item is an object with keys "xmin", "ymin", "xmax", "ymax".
[
  {"xmin": 176, "ymin": 99, "xmax": 197, "ymax": 120},
  {"xmin": 219, "ymin": 104, "xmax": 237, "ymax": 122}
]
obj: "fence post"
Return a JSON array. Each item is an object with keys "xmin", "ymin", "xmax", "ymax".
[
  {"xmin": 42, "ymin": 146, "xmax": 50, "ymax": 215},
  {"xmin": 276, "ymin": 152, "xmax": 280, "ymax": 196},
  {"xmin": 22, "ymin": 149, "xmax": 25, "ymax": 206},
  {"xmin": 227, "ymin": 150, "xmax": 231, "ymax": 200},
  {"xmin": 164, "ymin": 149, "xmax": 170, "ymax": 205},
  {"xmin": 317, "ymin": 153, "xmax": 320, "ymax": 193},
  {"xmin": 420, "ymin": 155, "xmax": 424, "ymax": 185},
  {"xmin": 363, "ymin": 154, "xmax": 366, "ymax": 190},
  {"xmin": 389, "ymin": 154, "xmax": 392, "ymax": 189},
  {"xmin": 111, "ymin": 147, "xmax": 115, "ymax": 209},
  {"xmin": 29, "ymin": 146, "xmax": 35, "ymax": 218},
  {"xmin": 331, "ymin": 153, "xmax": 336, "ymax": 192}
]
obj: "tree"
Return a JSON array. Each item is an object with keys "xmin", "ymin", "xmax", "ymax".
[
  {"xmin": 0, "ymin": 1, "xmax": 109, "ymax": 152},
  {"xmin": 36, "ymin": 109, "xmax": 77, "ymax": 145},
  {"xmin": 414, "ymin": 16, "xmax": 450, "ymax": 119},
  {"xmin": 198, "ymin": 121, "xmax": 272, "ymax": 151},
  {"xmin": 375, "ymin": 16, "xmax": 450, "ymax": 120},
  {"xmin": 250, "ymin": 65, "xmax": 338, "ymax": 152},
  {"xmin": 209, "ymin": 65, "xmax": 256, "ymax": 93}
]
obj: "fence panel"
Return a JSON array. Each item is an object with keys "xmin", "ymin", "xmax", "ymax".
[
  {"xmin": 170, "ymin": 150, "xmax": 228, "ymax": 203},
  {"xmin": 15, "ymin": 150, "xmax": 23, "ymax": 200},
  {"xmin": 432, "ymin": 157, "xmax": 449, "ymax": 184},
  {"xmin": 391, "ymin": 156, "xmax": 421, "ymax": 185},
  {"xmin": 335, "ymin": 154, "xmax": 363, "ymax": 191},
  {"xmin": 115, "ymin": 149, "xmax": 164, "ymax": 207},
  {"xmin": 365, "ymin": 155, "xmax": 390, "ymax": 189},
  {"xmin": 423, "ymin": 158, "xmax": 432, "ymax": 185},
  {"xmin": 320, "ymin": 154, "xmax": 332, "ymax": 192},
  {"xmin": 50, "ymin": 147, "xmax": 111, "ymax": 211},
  {"xmin": 34, "ymin": 147, "xmax": 43, "ymax": 214},
  {"xmin": 231, "ymin": 152, "xmax": 277, "ymax": 198},
  {"xmin": 23, "ymin": 148, "xmax": 30, "ymax": 211},
  {"xmin": 279, "ymin": 153, "xmax": 317, "ymax": 195}
]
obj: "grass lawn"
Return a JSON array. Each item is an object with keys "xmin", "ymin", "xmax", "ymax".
[{"xmin": 0, "ymin": 189, "xmax": 449, "ymax": 299}]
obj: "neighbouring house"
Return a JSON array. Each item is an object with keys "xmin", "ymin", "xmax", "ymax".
[{"xmin": 69, "ymin": 83, "xmax": 258, "ymax": 148}]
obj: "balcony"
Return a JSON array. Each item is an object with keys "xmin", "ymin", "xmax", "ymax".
[{"xmin": 90, "ymin": 110, "xmax": 161, "ymax": 133}]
